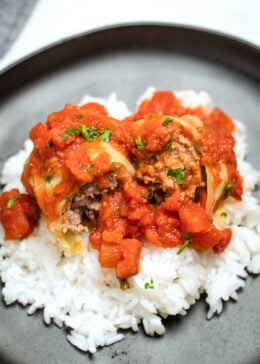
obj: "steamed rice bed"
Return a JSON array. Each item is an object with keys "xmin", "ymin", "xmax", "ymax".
[{"xmin": 0, "ymin": 89, "xmax": 260, "ymax": 354}]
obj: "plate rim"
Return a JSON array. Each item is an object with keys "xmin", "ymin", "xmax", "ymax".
[
  {"xmin": 1, "ymin": 22, "xmax": 260, "ymax": 74},
  {"xmin": 0, "ymin": 22, "xmax": 259, "ymax": 87}
]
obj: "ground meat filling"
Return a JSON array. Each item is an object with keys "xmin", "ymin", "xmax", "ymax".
[
  {"xmin": 136, "ymin": 133, "xmax": 204, "ymax": 201},
  {"xmin": 62, "ymin": 172, "xmax": 118, "ymax": 234}
]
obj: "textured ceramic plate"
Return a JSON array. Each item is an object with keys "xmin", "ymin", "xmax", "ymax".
[{"xmin": 0, "ymin": 24, "xmax": 259, "ymax": 364}]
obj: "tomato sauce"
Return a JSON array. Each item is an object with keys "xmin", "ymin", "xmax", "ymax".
[{"xmin": 0, "ymin": 91, "xmax": 243, "ymax": 279}]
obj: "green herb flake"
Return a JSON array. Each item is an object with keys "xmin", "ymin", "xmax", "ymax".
[
  {"xmin": 177, "ymin": 233, "xmax": 191, "ymax": 255},
  {"xmin": 144, "ymin": 278, "xmax": 155, "ymax": 290},
  {"xmin": 162, "ymin": 116, "xmax": 173, "ymax": 126},
  {"xmin": 6, "ymin": 197, "xmax": 17, "ymax": 209},
  {"xmin": 78, "ymin": 125, "xmax": 98, "ymax": 141},
  {"xmin": 225, "ymin": 183, "xmax": 233, "ymax": 198},
  {"xmin": 88, "ymin": 127, "xmax": 98, "ymax": 140},
  {"xmin": 167, "ymin": 167, "xmax": 184, "ymax": 185},
  {"xmin": 167, "ymin": 168, "xmax": 175, "ymax": 176},
  {"xmin": 74, "ymin": 114, "xmax": 83, "ymax": 119},
  {"xmin": 45, "ymin": 141, "xmax": 53, "ymax": 148},
  {"xmin": 135, "ymin": 136, "xmax": 145, "ymax": 150},
  {"xmin": 99, "ymin": 128, "xmax": 111, "ymax": 142},
  {"xmin": 61, "ymin": 133, "xmax": 69, "ymax": 141},
  {"xmin": 182, "ymin": 233, "xmax": 191, "ymax": 241},
  {"xmin": 166, "ymin": 137, "xmax": 173, "ymax": 151},
  {"xmin": 66, "ymin": 128, "xmax": 77, "ymax": 136},
  {"xmin": 43, "ymin": 175, "xmax": 52, "ymax": 183},
  {"xmin": 61, "ymin": 124, "xmax": 111, "ymax": 143},
  {"xmin": 177, "ymin": 238, "xmax": 191, "ymax": 255},
  {"xmin": 220, "ymin": 211, "xmax": 227, "ymax": 217},
  {"xmin": 61, "ymin": 127, "xmax": 77, "ymax": 141},
  {"xmin": 148, "ymin": 186, "xmax": 155, "ymax": 200},
  {"xmin": 120, "ymin": 279, "xmax": 130, "ymax": 290},
  {"xmin": 77, "ymin": 124, "xmax": 88, "ymax": 140},
  {"xmin": 140, "ymin": 190, "xmax": 146, "ymax": 197}
]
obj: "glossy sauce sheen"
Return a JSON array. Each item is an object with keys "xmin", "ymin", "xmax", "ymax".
[{"xmin": 0, "ymin": 91, "xmax": 243, "ymax": 279}]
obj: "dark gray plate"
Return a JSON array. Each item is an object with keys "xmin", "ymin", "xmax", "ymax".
[{"xmin": 0, "ymin": 24, "xmax": 259, "ymax": 364}]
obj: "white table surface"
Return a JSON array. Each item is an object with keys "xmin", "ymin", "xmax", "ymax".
[{"xmin": 0, "ymin": 0, "xmax": 259, "ymax": 71}]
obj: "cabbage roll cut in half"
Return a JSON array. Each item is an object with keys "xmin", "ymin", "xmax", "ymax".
[
  {"xmin": 126, "ymin": 114, "xmax": 234, "ymax": 229},
  {"xmin": 118, "ymin": 90, "xmax": 243, "ymax": 253},
  {"xmin": 21, "ymin": 102, "xmax": 134, "ymax": 255}
]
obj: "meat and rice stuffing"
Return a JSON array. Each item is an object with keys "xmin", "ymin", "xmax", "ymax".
[{"xmin": 0, "ymin": 88, "xmax": 259, "ymax": 353}]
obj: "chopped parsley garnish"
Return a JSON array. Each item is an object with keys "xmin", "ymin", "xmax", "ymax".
[
  {"xmin": 43, "ymin": 175, "xmax": 52, "ymax": 183},
  {"xmin": 140, "ymin": 190, "xmax": 146, "ymax": 197},
  {"xmin": 99, "ymin": 128, "xmax": 111, "ymax": 142},
  {"xmin": 162, "ymin": 116, "xmax": 173, "ymax": 126},
  {"xmin": 6, "ymin": 197, "xmax": 17, "ymax": 209},
  {"xmin": 148, "ymin": 186, "xmax": 155, "ymax": 200},
  {"xmin": 74, "ymin": 114, "xmax": 83, "ymax": 119},
  {"xmin": 120, "ymin": 279, "xmax": 130, "ymax": 290},
  {"xmin": 61, "ymin": 124, "xmax": 112, "ymax": 143},
  {"xmin": 78, "ymin": 125, "xmax": 98, "ymax": 141},
  {"xmin": 182, "ymin": 232, "xmax": 191, "ymax": 241},
  {"xmin": 220, "ymin": 211, "xmax": 227, "ymax": 217},
  {"xmin": 144, "ymin": 278, "xmax": 155, "ymax": 289},
  {"xmin": 166, "ymin": 137, "xmax": 173, "ymax": 151},
  {"xmin": 62, "ymin": 128, "xmax": 77, "ymax": 141},
  {"xmin": 67, "ymin": 128, "xmax": 77, "ymax": 136},
  {"xmin": 140, "ymin": 186, "xmax": 155, "ymax": 201},
  {"xmin": 167, "ymin": 167, "xmax": 184, "ymax": 185},
  {"xmin": 177, "ymin": 233, "xmax": 191, "ymax": 255},
  {"xmin": 45, "ymin": 141, "xmax": 53, "ymax": 148},
  {"xmin": 135, "ymin": 136, "xmax": 145, "ymax": 150},
  {"xmin": 225, "ymin": 183, "xmax": 233, "ymax": 198},
  {"xmin": 61, "ymin": 133, "xmax": 69, "ymax": 141}
]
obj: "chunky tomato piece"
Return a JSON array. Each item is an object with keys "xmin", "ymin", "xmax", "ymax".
[
  {"xmin": 204, "ymin": 108, "xmax": 234, "ymax": 134},
  {"xmin": 144, "ymin": 205, "xmax": 182, "ymax": 248},
  {"xmin": 162, "ymin": 191, "xmax": 183, "ymax": 211},
  {"xmin": 191, "ymin": 226, "xmax": 232, "ymax": 251},
  {"xmin": 0, "ymin": 189, "xmax": 39, "ymax": 240},
  {"xmin": 116, "ymin": 239, "xmax": 142, "ymax": 279},
  {"xmin": 30, "ymin": 122, "xmax": 51, "ymax": 153},
  {"xmin": 65, "ymin": 141, "xmax": 111, "ymax": 183},
  {"xmin": 212, "ymin": 228, "xmax": 232, "ymax": 253},
  {"xmin": 124, "ymin": 91, "xmax": 207, "ymax": 122},
  {"xmin": 80, "ymin": 102, "xmax": 108, "ymax": 115},
  {"xmin": 99, "ymin": 243, "xmax": 121, "ymax": 268},
  {"xmin": 179, "ymin": 201, "xmax": 211, "ymax": 233}
]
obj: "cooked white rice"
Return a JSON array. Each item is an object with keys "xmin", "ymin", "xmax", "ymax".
[{"xmin": 0, "ymin": 89, "xmax": 260, "ymax": 354}]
